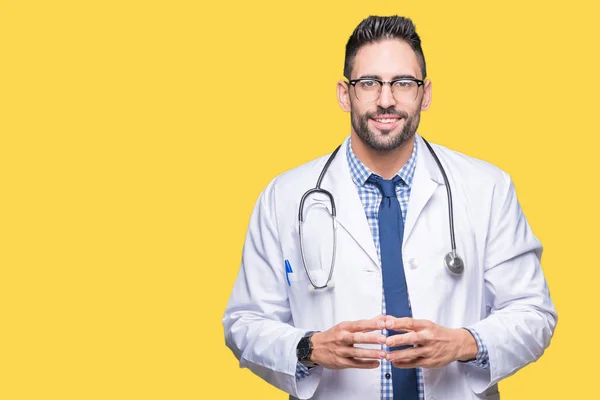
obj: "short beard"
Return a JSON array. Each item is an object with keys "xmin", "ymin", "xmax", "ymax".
[{"xmin": 351, "ymin": 106, "xmax": 420, "ymax": 151}]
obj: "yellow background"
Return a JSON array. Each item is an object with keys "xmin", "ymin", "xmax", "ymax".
[{"xmin": 1, "ymin": 0, "xmax": 598, "ymax": 398}]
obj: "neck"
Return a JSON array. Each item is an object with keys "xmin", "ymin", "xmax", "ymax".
[{"xmin": 351, "ymin": 132, "xmax": 415, "ymax": 180}]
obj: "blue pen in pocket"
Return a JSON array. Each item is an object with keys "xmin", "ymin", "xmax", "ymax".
[{"xmin": 285, "ymin": 260, "xmax": 293, "ymax": 286}]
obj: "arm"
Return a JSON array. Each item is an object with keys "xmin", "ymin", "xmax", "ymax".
[
  {"xmin": 222, "ymin": 185, "xmax": 322, "ymax": 399},
  {"xmin": 461, "ymin": 172, "xmax": 558, "ymax": 393},
  {"xmin": 384, "ymin": 172, "xmax": 556, "ymax": 390}
]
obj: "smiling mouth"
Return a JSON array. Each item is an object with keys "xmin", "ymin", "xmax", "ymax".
[
  {"xmin": 370, "ymin": 116, "xmax": 402, "ymax": 130},
  {"xmin": 373, "ymin": 118, "xmax": 400, "ymax": 123}
]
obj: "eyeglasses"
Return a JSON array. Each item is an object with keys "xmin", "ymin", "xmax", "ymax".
[{"xmin": 347, "ymin": 78, "xmax": 424, "ymax": 103}]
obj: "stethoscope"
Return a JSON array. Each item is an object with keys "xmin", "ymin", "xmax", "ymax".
[{"xmin": 298, "ymin": 138, "xmax": 465, "ymax": 291}]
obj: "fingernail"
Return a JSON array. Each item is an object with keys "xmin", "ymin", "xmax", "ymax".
[
  {"xmin": 386, "ymin": 321, "xmax": 393, "ymax": 329},
  {"xmin": 378, "ymin": 321, "xmax": 385, "ymax": 329},
  {"xmin": 386, "ymin": 354, "xmax": 394, "ymax": 362},
  {"xmin": 379, "ymin": 336, "xmax": 387, "ymax": 344}
]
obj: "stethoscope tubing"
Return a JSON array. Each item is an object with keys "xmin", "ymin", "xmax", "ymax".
[
  {"xmin": 298, "ymin": 137, "xmax": 464, "ymax": 290},
  {"xmin": 421, "ymin": 138, "xmax": 457, "ymax": 254}
]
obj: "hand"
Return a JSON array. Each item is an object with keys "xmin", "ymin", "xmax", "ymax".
[
  {"xmin": 309, "ymin": 316, "xmax": 388, "ymax": 370},
  {"xmin": 384, "ymin": 317, "xmax": 478, "ymax": 369}
]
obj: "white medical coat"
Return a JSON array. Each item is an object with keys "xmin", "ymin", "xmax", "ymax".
[{"xmin": 223, "ymin": 134, "xmax": 557, "ymax": 400}]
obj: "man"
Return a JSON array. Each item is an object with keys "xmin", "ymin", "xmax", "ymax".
[{"xmin": 223, "ymin": 15, "xmax": 556, "ymax": 400}]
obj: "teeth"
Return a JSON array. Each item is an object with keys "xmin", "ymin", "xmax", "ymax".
[{"xmin": 375, "ymin": 118, "xmax": 398, "ymax": 123}]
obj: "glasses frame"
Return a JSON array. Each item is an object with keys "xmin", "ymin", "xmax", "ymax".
[{"xmin": 347, "ymin": 77, "xmax": 425, "ymax": 103}]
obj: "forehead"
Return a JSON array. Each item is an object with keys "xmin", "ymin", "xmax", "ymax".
[{"xmin": 351, "ymin": 39, "xmax": 421, "ymax": 79}]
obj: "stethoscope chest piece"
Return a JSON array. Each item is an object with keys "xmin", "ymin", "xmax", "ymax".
[{"xmin": 444, "ymin": 252, "xmax": 464, "ymax": 275}]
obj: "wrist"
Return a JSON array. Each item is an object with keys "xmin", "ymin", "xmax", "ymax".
[
  {"xmin": 457, "ymin": 328, "xmax": 478, "ymax": 362},
  {"xmin": 297, "ymin": 331, "xmax": 319, "ymax": 367}
]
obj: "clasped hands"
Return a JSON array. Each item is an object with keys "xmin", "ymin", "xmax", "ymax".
[{"xmin": 309, "ymin": 315, "xmax": 478, "ymax": 370}]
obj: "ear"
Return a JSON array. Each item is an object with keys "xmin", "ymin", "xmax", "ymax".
[
  {"xmin": 420, "ymin": 79, "xmax": 432, "ymax": 111},
  {"xmin": 337, "ymin": 80, "xmax": 352, "ymax": 112}
]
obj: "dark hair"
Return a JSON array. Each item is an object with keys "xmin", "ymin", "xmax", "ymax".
[{"xmin": 344, "ymin": 16, "xmax": 427, "ymax": 80}]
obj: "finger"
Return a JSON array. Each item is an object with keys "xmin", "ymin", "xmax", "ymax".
[
  {"xmin": 339, "ymin": 315, "xmax": 385, "ymax": 330},
  {"xmin": 385, "ymin": 317, "xmax": 431, "ymax": 332},
  {"xmin": 336, "ymin": 331, "xmax": 355, "ymax": 346},
  {"xmin": 343, "ymin": 358, "xmax": 381, "ymax": 369},
  {"xmin": 386, "ymin": 346, "xmax": 427, "ymax": 363},
  {"xmin": 347, "ymin": 317, "xmax": 387, "ymax": 333},
  {"xmin": 352, "ymin": 332, "xmax": 387, "ymax": 345},
  {"xmin": 385, "ymin": 331, "xmax": 423, "ymax": 348},
  {"xmin": 338, "ymin": 347, "xmax": 386, "ymax": 360}
]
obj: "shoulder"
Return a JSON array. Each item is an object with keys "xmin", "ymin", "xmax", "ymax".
[
  {"xmin": 425, "ymin": 139, "xmax": 510, "ymax": 190},
  {"xmin": 257, "ymin": 151, "xmax": 334, "ymax": 214},
  {"xmin": 273, "ymin": 153, "xmax": 332, "ymax": 191}
]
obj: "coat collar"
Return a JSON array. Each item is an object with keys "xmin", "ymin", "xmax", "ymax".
[{"xmin": 403, "ymin": 134, "xmax": 445, "ymax": 247}]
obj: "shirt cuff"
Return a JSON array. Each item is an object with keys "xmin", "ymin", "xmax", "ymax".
[
  {"xmin": 459, "ymin": 328, "xmax": 490, "ymax": 369},
  {"xmin": 296, "ymin": 361, "xmax": 311, "ymax": 380}
]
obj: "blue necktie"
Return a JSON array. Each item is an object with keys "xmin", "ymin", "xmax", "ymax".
[{"xmin": 367, "ymin": 174, "xmax": 418, "ymax": 400}]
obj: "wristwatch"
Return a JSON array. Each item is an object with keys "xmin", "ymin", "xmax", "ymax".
[{"xmin": 296, "ymin": 331, "xmax": 318, "ymax": 368}]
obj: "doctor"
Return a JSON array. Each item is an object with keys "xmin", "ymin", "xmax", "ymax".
[{"xmin": 223, "ymin": 15, "xmax": 557, "ymax": 400}]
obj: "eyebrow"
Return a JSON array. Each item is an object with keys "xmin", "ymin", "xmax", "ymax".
[{"xmin": 357, "ymin": 74, "xmax": 419, "ymax": 80}]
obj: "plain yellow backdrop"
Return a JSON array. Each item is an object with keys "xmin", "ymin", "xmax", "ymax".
[{"xmin": 1, "ymin": 0, "xmax": 598, "ymax": 398}]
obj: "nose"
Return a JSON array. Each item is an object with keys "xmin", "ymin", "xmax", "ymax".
[{"xmin": 377, "ymin": 83, "xmax": 396, "ymax": 109}]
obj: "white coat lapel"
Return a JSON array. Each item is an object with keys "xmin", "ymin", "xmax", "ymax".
[
  {"xmin": 403, "ymin": 134, "xmax": 444, "ymax": 248},
  {"xmin": 321, "ymin": 138, "xmax": 380, "ymax": 268}
]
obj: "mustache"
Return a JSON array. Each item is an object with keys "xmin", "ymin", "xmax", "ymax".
[{"xmin": 366, "ymin": 107, "xmax": 408, "ymax": 119}]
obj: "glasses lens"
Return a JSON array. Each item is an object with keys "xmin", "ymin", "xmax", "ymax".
[
  {"xmin": 354, "ymin": 80, "xmax": 381, "ymax": 102},
  {"xmin": 392, "ymin": 80, "xmax": 419, "ymax": 103}
]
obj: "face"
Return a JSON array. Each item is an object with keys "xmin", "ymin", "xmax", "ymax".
[{"xmin": 338, "ymin": 39, "xmax": 432, "ymax": 151}]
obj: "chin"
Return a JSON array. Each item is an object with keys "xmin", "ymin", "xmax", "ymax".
[{"xmin": 365, "ymin": 130, "xmax": 414, "ymax": 152}]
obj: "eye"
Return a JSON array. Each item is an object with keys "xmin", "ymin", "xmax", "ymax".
[
  {"xmin": 393, "ymin": 80, "xmax": 415, "ymax": 88},
  {"xmin": 358, "ymin": 80, "xmax": 379, "ymax": 89}
]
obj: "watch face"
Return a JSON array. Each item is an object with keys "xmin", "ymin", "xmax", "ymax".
[
  {"xmin": 297, "ymin": 337, "xmax": 312, "ymax": 360},
  {"xmin": 298, "ymin": 347, "xmax": 309, "ymax": 360}
]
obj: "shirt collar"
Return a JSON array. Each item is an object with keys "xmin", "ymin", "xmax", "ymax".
[{"xmin": 346, "ymin": 135, "xmax": 418, "ymax": 188}]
